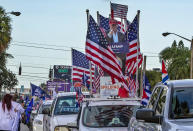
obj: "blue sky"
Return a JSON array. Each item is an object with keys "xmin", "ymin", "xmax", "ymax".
[{"xmin": 1, "ymin": 0, "xmax": 193, "ymax": 88}]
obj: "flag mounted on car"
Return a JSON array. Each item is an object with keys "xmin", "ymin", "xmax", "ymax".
[
  {"xmin": 162, "ymin": 59, "xmax": 169, "ymax": 85},
  {"xmin": 141, "ymin": 75, "xmax": 152, "ymax": 106},
  {"xmin": 85, "ymin": 14, "xmax": 129, "ymax": 91},
  {"xmin": 110, "ymin": 2, "xmax": 128, "ymax": 19}
]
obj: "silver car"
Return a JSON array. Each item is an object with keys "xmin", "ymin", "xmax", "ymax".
[{"xmin": 129, "ymin": 79, "xmax": 193, "ymax": 131}]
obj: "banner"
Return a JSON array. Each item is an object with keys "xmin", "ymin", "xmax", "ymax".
[
  {"xmin": 108, "ymin": 41, "xmax": 129, "ymax": 53},
  {"xmin": 47, "ymin": 80, "xmax": 71, "ymax": 92}
]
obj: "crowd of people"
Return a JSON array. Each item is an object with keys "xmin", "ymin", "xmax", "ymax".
[{"xmin": 0, "ymin": 94, "xmax": 25, "ymax": 131}]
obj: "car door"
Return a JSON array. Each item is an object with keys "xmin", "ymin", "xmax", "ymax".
[
  {"xmin": 144, "ymin": 85, "xmax": 167, "ymax": 131},
  {"xmin": 131, "ymin": 86, "xmax": 163, "ymax": 131},
  {"xmin": 43, "ymin": 98, "xmax": 56, "ymax": 131}
]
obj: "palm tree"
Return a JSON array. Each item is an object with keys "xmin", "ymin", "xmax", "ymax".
[
  {"xmin": 0, "ymin": 6, "xmax": 12, "ymax": 52},
  {"xmin": 159, "ymin": 40, "xmax": 190, "ymax": 80}
]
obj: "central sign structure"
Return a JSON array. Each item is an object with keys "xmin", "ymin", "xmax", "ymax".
[{"xmin": 53, "ymin": 65, "xmax": 72, "ymax": 80}]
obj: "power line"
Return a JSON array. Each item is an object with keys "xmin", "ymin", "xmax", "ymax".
[
  {"xmin": 12, "ymin": 43, "xmax": 72, "ymax": 51},
  {"xmin": 13, "ymin": 54, "xmax": 68, "ymax": 60},
  {"xmin": 7, "ymin": 64, "xmax": 50, "ymax": 69},
  {"xmin": 13, "ymin": 40, "xmax": 85, "ymax": 50},
  {"xmin": 17, "ymin": 74, "xmax": 49, "ymax": 79}
]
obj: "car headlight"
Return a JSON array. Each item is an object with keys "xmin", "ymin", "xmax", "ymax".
[
  {"xmin": 54, "ymin": 126, "xmax": 69, "ymax": 131},
  {"xmin": 34, "ymin": 120, "xmax": 42, "ymax": 125}
]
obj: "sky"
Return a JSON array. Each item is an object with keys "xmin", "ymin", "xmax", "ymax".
[{"xmin": 0, "ymin": 0, "xmax": 193, "ymax": 89}]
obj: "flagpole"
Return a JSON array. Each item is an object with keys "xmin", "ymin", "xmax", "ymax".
[
  {"xmin": 97, "ymin": 11, "xmax": 100, "ymax": 26},
  {"xmin": 136, "ymin": 10, "xmax": 140, "ymax": 97},
  {"xmin": 71, "ymin": 48, "xmax": 73, "ymax": 89},
  {"xmin": 86, "ymin": 9, "xmax": 92, "ymax": 95}
]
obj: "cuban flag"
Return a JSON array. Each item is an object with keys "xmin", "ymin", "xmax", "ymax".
[
  {"xmin": 141, "ymin": 75, "xmax": 152, "ymax": 106},
  {"xmin": 162, "ymin": 60, "xmax": 169, "ymax": 85}
]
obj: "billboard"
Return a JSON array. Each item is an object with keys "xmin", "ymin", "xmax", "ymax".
[
  {"xmin": 47, "ymin": 80, "xmax": 71, "ymax": 92},
  {"xmin": 53, "ymin": 65, "xmax": 71, "ymax": 80}
]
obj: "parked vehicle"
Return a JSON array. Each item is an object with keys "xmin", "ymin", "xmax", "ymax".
[
  {"xmin": 33, "ymin": 100, "xmax": 53, "ymax": 131},
  {"xmin": 42, "ymin": 92, "xmax": 89, "ymax": 131},
  {"xmin": 75, "ymin": 97, "xmax": 141, "ymax": 131},
  {"xmin": 129, "ymin": 79, "xmax": 193, "ymax": 131}
]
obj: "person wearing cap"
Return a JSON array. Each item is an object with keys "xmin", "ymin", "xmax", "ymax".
[{"xmin": 106, "ymin": 19, "xmax": 125, "ymax": 43}]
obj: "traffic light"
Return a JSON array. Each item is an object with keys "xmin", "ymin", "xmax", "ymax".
[{"xmin": 19, "ymin": 63, "xmax": 22, "ymax": 75}]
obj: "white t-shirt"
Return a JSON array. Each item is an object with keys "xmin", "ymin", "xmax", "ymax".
[{"xmin": 0, "ymin": 101, "xmax": 24, "ymax": 130}]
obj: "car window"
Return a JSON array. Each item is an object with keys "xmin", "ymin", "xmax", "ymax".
[
  {"xmin": 82, "ymin": 105, "xmax": 140, "ymax": 127},
  {"xmin": 148, "ymin": 87, "xmax": 162, "ymax": 109},
  {"xmin": 38, "ymin": 104, "xmax": 51, "ymax": 114},
  {"xmin": 155, "ymin": 87, "xmax": 167, "ymax": 115},
  {"xmin": 170, "ymin": 87, "xmax": 193, "ymax": 119},
  {"xmin": 54, "ymin": 95, "xmax": 79, "ymax": 115}
]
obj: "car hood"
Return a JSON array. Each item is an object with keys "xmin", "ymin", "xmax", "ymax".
[
  {"xmin": 53, "ymin": 114, "xmax": 78, "ymax": 126},
  {"xmin": 167, "ymin": 119, "xmax": 193, "ymax": 131},
  {"xmin": 79, "ymin": 127, "xmax": 128, "ymax": 131}
]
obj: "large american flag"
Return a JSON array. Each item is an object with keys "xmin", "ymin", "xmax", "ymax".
[
  {"xmin": 141, "ymin": 75, "xmax": 152, "ymax": 106},
  {"xmin": 111, "ymin": 3, "xmax": 128, "ymax": 19},
  {"xmin": 72, "ymin": 49, "xmax": 94, "ymax": 83},
  {"xmin": 98, "ymin": 14, "xmax": 126, "ymax": 34},
  {"xmin": 125, "ymin": 14, "xmax": 142, "ymax": 75},
  {"xmin": 93, "ymin": 65, "xmax": 104, "ymax": 93},
  {"xmin": 85, "ymin": 14, "xmax": 129, "ymax": 91}
]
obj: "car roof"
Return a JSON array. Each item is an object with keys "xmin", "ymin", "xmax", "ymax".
[
  {"xmin": 83, "ymin": 97, "xmax": 141, "ymax": 106},
  {"xmin": 44, "ymin": 100, "xmax": 53, "ymax": 105},
  {"xmin": 166, "ymin": 79, "xmax": 193, "ymax": 88},
  {"xmin": 57, "ymin": 92, "xmax": 90, "ymax": 97}
]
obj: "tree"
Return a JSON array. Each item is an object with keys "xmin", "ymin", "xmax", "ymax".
[
  {"xmin": 0, "ymin": 6, "xmax": 12, "ymax": 52},
  {"xmin": 159, "ymin": 40, "xmax": 190, "ymax": 80},
  {"xmin": 145, "ymin": 70, "xmax": 162, "ymax": 89}
]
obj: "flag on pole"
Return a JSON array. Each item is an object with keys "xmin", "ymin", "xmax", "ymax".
[
  {"xmin": 141, "ymin": 75, "xmax": 152, "ymax": 106},
  {"xmin": 93, "ymin": 65, "xmax": 104, "ymax": 93},
  {"xmin": 111, "ymin": 3, "xmax": 128, "ymax": 19},
  {"xmin": 125, "ymin": 14, "xmax": 142, "ymax": 75},
  {"xmin": 85, "ymin": 14, "xmax": 129, "ymax": 91},
  {"xmin": 82, "ymin": 72, "xmax": 89, "ymax": 89},
  {"xmin": 162, "ymin": 59, "xmax": 169, "ymax": 85},
  {"xmin": 98, "ymin": 13, "xmax": 126, "ymax": 35},
  {"xmin": 25, "ymin": 98, "xmax": 33, "ymax": 124},
  {"xmin": 126, "ymin": 75, "xmax": 138, "ymax": 97},
  {"xmin": 72, "ymin": 49, "xmax": 94, "ymax": 83}
]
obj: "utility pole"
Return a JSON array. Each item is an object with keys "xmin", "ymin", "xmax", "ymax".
[{"xmin": 191, "ymin": 37, "xmax": 193, "ymax": 78}]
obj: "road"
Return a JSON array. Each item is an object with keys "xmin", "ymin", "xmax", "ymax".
[{"xmin": 20, "ymin": 123, "xmax": 29, "ymax": 131}]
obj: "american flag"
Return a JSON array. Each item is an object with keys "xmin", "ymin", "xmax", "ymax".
[
  {"xmin": 125, "ymin": 14, "xmax": 142, "ymax": 75},
  {"xmin": 72, "ymin": 49, "xmax": 94, "ymax": 83},
  {"xmin": 126, "ymin": 75, "xmax": 138, "ymax": 97},
  {"xmin": 93, "ymin": 65, "xmax": 104, "ymax": 93},
  {"xmin": 111, "ymin": 3, "xmax": 128, "ymax": 19},
  {"xmin": 162, "ymin": 59, "xmax": 169, "ymax": 85},
  {"xmin": 85, "ymin": 14, "xmax": 129, "ymax": 91},
  {"xmin": 98, "ymin": 14, "xmax": 126, "ymax": 35},
  {"xmin": 141, "ymin": 75, "xmax": 152, "ymax": 106}
]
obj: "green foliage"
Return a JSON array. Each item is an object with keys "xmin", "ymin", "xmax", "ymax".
[
  {"xmin": 145, "ymin": 70, "xmax": 161, "ymax": 89},
  {"xmin": 0, "ymin": 6, "xmax": 12, "ymax": 52},
  {"xmin": 159, "ymin": 40, "xmax": 190, "ymax": 80}
]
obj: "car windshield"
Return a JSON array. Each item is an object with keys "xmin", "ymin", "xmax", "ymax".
[
  {"xmin": 54, "ymin": 96, "xmax": 79, "ymax": 115},
  {"xmin": 83, "ymin": 105, "xmax": 139, "ymax": 127},
  {"xmin": 171, "ymin": 87, "xmax": 193, "ymax": 119},
  {"xmin": 38, "ymin": 104, "xmax": 51, "ymax": 114}
]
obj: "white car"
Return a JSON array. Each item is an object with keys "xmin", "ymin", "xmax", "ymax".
[
  {"xmin": 33, "ymin": 100, "xmax": 53, "ymax": 131},
  {"xmin": 43, "ymin": 92, "xmax": 90, "ymax": 131},
  {"xmin": 76, "ymin": 97, "xmax": 141, "ymax": 131}
]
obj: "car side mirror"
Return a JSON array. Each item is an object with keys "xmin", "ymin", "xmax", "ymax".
[
  {"xmin": 136, "ymin": 109, "xmax": 163, "ymax": 124},
  {"xmin": 42, "ymin": 108, "xmax": 50, "ymax": 115}
]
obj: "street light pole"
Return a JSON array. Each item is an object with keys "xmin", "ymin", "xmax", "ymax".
[{"xmin": 162, "ymin": 32, "xmax": 193, "ymax": 78}]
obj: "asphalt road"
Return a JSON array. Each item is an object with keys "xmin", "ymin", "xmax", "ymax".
[{"xmin": 20, "ymin": 123, "xmax": 29, "ymax": 131}]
